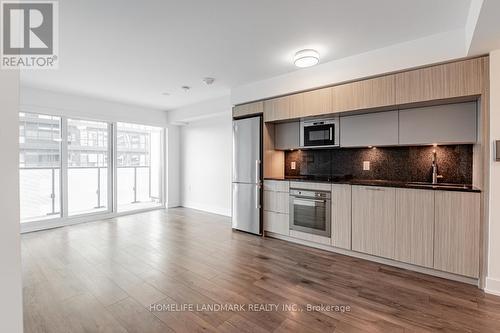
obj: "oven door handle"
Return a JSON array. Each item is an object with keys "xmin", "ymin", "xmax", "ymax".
[{"xmin": 292, "ymin": 197, "xmax": 329, "ymax": 205}]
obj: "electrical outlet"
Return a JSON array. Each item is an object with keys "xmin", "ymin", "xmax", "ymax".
[
  {"xmin": 363, "ymin": 161, "xmax": 370, "ymax": 171},
  {"xmin": 291, "ymin": 161, "xmax": 296, "ymax": 170}
]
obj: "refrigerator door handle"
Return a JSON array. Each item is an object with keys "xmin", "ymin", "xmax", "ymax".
[
  {"xmin": 256, "ymin": 159, "xmax": 261, "ymax": 182},
  {"xmin": 255, "ymin": 184, "xmax": 261, "ymax": 209}
]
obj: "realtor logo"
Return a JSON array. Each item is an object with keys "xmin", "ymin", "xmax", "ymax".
[{"xmin": 1, "ymin": 1, "xmax": 58, "ymax": 69}]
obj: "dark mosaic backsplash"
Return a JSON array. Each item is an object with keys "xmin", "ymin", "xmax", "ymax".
[{"xmin": 285, "ymin": 145, "xmax": 473, "ymax": 184}]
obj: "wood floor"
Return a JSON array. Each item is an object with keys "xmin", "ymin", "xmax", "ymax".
[{"xmin": 22, "ymin": 208, "xmax": 500, "ymax": 333}]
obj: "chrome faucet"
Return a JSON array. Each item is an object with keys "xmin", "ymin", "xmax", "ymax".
[{"xmin": 432, "ymin": 150, "xmax": 443, "ymax": 184}]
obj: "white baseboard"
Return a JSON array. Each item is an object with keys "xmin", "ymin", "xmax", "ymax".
[
  {"xmin": 485, "ymin": 277, "xmax": 500, "ymax": 296},
  {"xmin": 180, "ymin": 201, "xmax": 231, "ymax": 217}
]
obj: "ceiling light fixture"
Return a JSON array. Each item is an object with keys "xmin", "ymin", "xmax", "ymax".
[
  {"xmin": 202, "ymin": 77, "xmax": 215, "ymax": 85},
  {"xmin": 181, "ymin": 86, "xmax": 190, "ymax": 92},
  {"xmin": 294, "ymin": 49, "xmax": 320, "ymax": 68}
]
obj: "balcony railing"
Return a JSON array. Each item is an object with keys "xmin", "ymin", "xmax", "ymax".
[{"xmin": 20, "ymin": 165, "xmax": 157, "ymax": 221}]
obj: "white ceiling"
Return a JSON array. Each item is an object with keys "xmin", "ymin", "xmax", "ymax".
[{"xmin": 21, "ymin": 0, "xmax": 472, "ymax": 110}]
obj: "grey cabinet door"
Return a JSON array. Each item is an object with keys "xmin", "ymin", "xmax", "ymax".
[
  {"xmin": 274, "ymin": 121, "xmax": 300, "ymax": 150},
  {"xmin": 399, "ymin": 102, "xmax": 477, "ymax": 145},
  {"xmin": 340, "ymin": 111, "xmax": 399, "ymax": 147}
]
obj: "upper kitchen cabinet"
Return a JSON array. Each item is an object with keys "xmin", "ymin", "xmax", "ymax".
[
  {"xmin": 302, "ymin": 87, "xmax": 333, "ymax": 116},
  {"xmin": 264, "ymin": 94, "xmax": 298, "ymax": 122},
  {"xmin": 399, "ymin": 102, "xmax": 477, "ymax": 145},
  {"xmin": 233, "ymin": 101, "xmax": 264, "ymax": 118},
  {"xmin": 331, "ymin": 75, "xmax": 396, "ymax": 113},
  {"xmin": 340, "ymin": 110, "xmax": 399, "ymax": 147},
  {"xmin": 395, "ymin": 57, "xmax": 485, "ymax": 105},
  {"xmin": 274, "ymin": 121, "xmax": 300, "ymax": 150},
  {"xmin": 264, "ymin": 87, "xmax": 332, "ymax": 122}
]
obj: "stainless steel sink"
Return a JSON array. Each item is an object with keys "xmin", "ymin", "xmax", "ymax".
[{"xmin": 406, "ymin": 182, "xmax": 469, "ymax": 189}]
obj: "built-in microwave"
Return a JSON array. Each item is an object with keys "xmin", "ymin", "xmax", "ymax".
[{"xmin": 300, "ymin": 116, "xmax": 339, "ymax": 148}]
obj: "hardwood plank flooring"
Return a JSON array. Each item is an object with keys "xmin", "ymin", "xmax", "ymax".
[{"xmin": 22, "ymin": 208, "xmax": 500, "ymax": 332}]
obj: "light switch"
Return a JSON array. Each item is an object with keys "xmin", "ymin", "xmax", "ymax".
[
  {"xmin": 291, "ymin": 161, "xmax": 296, "ymax": 170},
  {"xmin": 363, "ymin": 161, "xmax": 370, "ymax": 171}
]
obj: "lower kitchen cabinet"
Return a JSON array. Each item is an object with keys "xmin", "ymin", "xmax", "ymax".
[
  {"xmin": 434, "ymin": 191, "xmax": 480, "ymax": 278},
  {"xmin": 263, "ymin": 180, "xmax": 290, "ymax": 236},
  {"xmin": 395, "ymin": 189, "xmax": 434, "ymax": 268},
  {"xmin": 352, "ymin": 186, "xmax": 396, "ymax": 259},
  {"xmin": 331, "ymin": 184, "xmax": 352, "ymax": 250},
  {"xmin": 264, "ymin": 211, "xmax": 289, "ymax": 236}
]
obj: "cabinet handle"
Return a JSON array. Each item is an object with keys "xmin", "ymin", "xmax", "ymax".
[{"xmin": 364, "ymin": 187, "xmax": 384, "ymax": 191}]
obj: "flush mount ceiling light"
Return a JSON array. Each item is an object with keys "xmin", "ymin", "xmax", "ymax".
[
  {"xmin": 202, "ymin": 77, "xmax": 215, "ymax": 85},
  {"xmin": 181, "ymin": 86, "xmax": 191, "ymax": 92},
  {"xmin": 294, "ymin": 49, "xmax": 320, "ymax": 68}
]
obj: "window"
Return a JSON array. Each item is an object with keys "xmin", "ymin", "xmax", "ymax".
[
  {"xmin": 19, "ymin": 113, "xmax": 62, "ymax": 222},
  {"xmin": 18, "ymin": 113, "xmax": 165, "ymax": 226},
  {"xmin": 117, "ymin": 122, "xmax": 163, "ymax": 212},
  {"xmin": 67, "ymin": 119, "xmax": 110, "ymax": 216}
]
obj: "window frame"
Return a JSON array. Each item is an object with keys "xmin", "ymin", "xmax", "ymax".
[{"xmin": 19, "ymin": 111, "xmax": 166, "ymax": 233}]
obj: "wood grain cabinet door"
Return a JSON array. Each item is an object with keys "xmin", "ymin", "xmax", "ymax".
[
  {"xmin": 232, "ymin": 101, "xmax": 264, "ymax": 118},
  {"xmin": 263, "ymin": 94, "xmax": 304, "ymax": 122},
  {"xmin": 395, "ymin": 189, "xmax": 435, "ymax": 268},
  {"xmin": 395, "ymin": 57, "xmax": 484, "ymax": 105},
  {"xmin": 434, "ymin": 191, "xmax": 480, "ymax": 278},
  {"xmin": 331, "ymin": 184, "xmax": 352, "ymax": 250},
  {"xmin": 302, "ymin": 87, "xmax": 333, "ymax": 117},
  {"xmin": 331, "ymin": 75, "xmax": 396, "ymax": 113},
  {"xmin": 352, "ymin": 186, "xmax": 396, "ymax": 259}
]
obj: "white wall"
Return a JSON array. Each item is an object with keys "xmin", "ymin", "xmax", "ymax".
[
  {"xmin": 231, "ymin": 29, "xmax": 467, "ymax": 104},
  {"xmin": 486, "ymin": 49, "xmax": 500, "ymax": 295},
  {"xmin": 0, "ymin": 72, "xmax": 23, "ymax": 331},
  {"xmin": 180, "ymin": 115, "xmax": 232, "ymax": 216},
  {"xmin": 21, "ymin": 86, "xmax": 168, "ymax": 126},
  {"xmin": 167, "ymin": 125, "xmax": 181, "ymax": 208}
]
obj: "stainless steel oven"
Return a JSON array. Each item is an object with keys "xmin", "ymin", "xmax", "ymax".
[
  {"xmin": 300, "ymin": 116, "xmax": 339, "ymax": 148},
  {"xmin": 289, "ymin": 188, "xmax": 331, "ymax": 237}
]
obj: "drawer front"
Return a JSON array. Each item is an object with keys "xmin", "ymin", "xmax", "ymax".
[
  {"xmin": 263, "ymin": 180, "xmax": 289, "ymax": 192},
  {"xmin": 264, "ymin": 211, "xmax": 289, "ymax": 236}
]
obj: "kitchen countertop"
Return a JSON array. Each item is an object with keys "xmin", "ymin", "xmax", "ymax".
[{"xmin": 264, "ymin": 177, "xmax": 481, "ymax": 193}]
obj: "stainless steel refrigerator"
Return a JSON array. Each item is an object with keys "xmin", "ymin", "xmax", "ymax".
[{"xmin": 232, "ymin": 116, "xmax": 262, "ymax": 235}]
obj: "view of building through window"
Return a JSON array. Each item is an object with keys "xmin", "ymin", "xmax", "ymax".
[
  {"xmin": 19, "ymin": 113, "xmax": 62, "ymax": 221},
  {"xmin": 117, "ymin": 122, "xmax": 163, "ymax": 212},
  {"xmin": 18, "ymin": 113, "xmax": 164, "ymax": 223},
  {"xmin": 67, "ymin": 119, "xmax": 110, "ymax": 216}
]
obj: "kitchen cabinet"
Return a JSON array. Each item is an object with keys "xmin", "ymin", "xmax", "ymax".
[
  {"xmin": 331, "ymin": 75, "xmax": 396, "ymax": 113},
  {"xmin": 232, "ymin": 101, "xmax": 263, "ymax": 118},
  {"xmin": 395, "ymin": 57, "xmax": 484, "ymax": 105},
  {"xmin": 263, "ymin": 95, "xmax": 297, "ymax": 122},
  {"xmin": 340, "ymin": 110, "xmax": 399, "ymax": 147},
  {"xmin": 264, "ymin": 211, "xmax": 289, "ymax": 235},
  {"xmin": 302, "ymin": 87, "xmax": 333, "ymax": 116},
  {"xmin": 274, "ymin": 121, "xmax": 300, "ymax": 150},
  {"xmin": 264, "ymin": 88, "xmax": 332, "ymax": 122},
  {"xmin": 399, "ymin": 102, "xmax": 477, "ymax": 145},
  {"xmin": 395, "ymin": 189, "xmax": 434, "ymax": 268},
  {"xmin": 434, "ymin": 191, "xmax": 480, "ymax": 278},
  {"xmin": 352, "ymin": 186, "xmax": 396, "ymax": 259},
  {"xmin": 331, "ymin": 184, "xmax": 352, "ymax": 250},
  {"xmin": 263, "ymin": 180, "xmax": 290, "ymax": 236}
]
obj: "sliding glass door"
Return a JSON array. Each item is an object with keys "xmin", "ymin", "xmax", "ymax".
[
  {"xmin": 116, "ymin": 122, "xmax": 163, "ymax": 212},
  {"xmin": 19, "ymin": 113, "xmax": 62, "ymax": 222},
  {"xmin": 67, "ymin": 119, "xmax": 110, "ymax": 216},
  {"xmin": 18, "ymin": 113, "xmax": 165, "ymax": 227}
]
